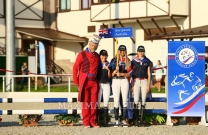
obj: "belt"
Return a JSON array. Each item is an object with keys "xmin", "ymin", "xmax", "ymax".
[
  {"xmin": 87, "ymin": 73, "xmax": 96, "ymax": 77},
  {"xmin": 87, "ymin": 77, "xmax": 97, "ymax": 81},
  {"xmin": 135, "ymin": 78, "xmax": 147, "ymax": 80},
  {"xmin": 112, "ymin": 77, "xmax": 127, "ymax": 79},
  {"xmin": 100, "ymin": 82, "xmax": 109, "ymax": 84}
]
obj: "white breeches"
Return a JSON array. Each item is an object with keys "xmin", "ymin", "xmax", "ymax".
[
  {"xmin": 98, "ymin": 83, "xmax": 111, "ymax": 107},
  {"xmin": 112, "ymin": 78, "xmax": 129, "ymax": 108},
  {"xmin": 133, "ymin": 79, "xmax": 148, "ymax": 106}
]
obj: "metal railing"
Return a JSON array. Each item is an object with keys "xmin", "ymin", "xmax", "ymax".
[
  {"xmin": 0, "ymin": 46, "xmax": 6, "ymax": 55},
  {"xmin": 0, "ymin": 74, "xmax": 72, "ymax": 93},
  {"xmin": 46, "ymin": 58, "xmax": 65, "ymax": 82}
]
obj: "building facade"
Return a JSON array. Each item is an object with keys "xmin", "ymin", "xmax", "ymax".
[
  {"xmin": 0, "ymin": 0, "xmax": 88, "ymax": 77},
  {"xmin": 1, "ymin": 0, "xmax": 208, "ymax": 75},
  {"xmin": 57, "ymin": 0, "xmax": 208, "ymax": 67}
]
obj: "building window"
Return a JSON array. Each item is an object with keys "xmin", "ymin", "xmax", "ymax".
[
  {"xmin": 60, "ymin": 0, "xmax": 70, "ymax": 11},
  {"xmin": 82, "ymin": 0, "xmax": 91, "ymax": 9},
  {"xmin": 88, "ymin": 26, "xmax": 96, "ymax": 32}
]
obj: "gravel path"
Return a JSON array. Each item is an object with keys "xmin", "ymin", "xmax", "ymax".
[{"xmin": 0, "ymin": 102, "xmax": 208, "ymax": 135}]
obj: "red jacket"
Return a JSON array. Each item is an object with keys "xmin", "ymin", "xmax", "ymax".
[{"xmin": 73, "ymin": 48, "xmax": 99, "ymax": 101}]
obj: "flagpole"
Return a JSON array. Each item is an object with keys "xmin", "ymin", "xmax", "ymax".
[{"xmin": 116, "ymin": 38, "xmax": 119, "ymax": 66}]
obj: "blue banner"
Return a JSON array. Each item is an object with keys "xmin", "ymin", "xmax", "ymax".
[
  {"xmin": 39, "ymin": 41, "xmax": 47, "ymax": 84},
  {"xmin": 168, "ymin": 41, "xmax": 205, "ymax": 116},
  {"xmin": 99, "ymin": 27, "xmax": 133, "ymax": 38}
]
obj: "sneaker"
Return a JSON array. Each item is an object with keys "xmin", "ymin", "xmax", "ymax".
[
  {"xmin": 114, "ymin": 123, "xmax": 119, "ymax": 127},
  {"xmin": 122, "ymin": 123, "xmax": 128, "ymax": 127},
  {"xmin": 158, "ymin": 90, "xmax": 161, "ymax": 92}
]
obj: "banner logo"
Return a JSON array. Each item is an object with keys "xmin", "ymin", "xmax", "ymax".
[{"xmin": 175, "ymin": 44, "xmax": 198, "ymax": 68}]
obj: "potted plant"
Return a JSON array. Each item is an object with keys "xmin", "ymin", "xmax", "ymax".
[
  {"xmin": 126, "ymin": 114, "xmax": 166, "ymax": 126},
  {"xmin": 186, "ymin": 117, "xmax": 201, "ymax": 125},
  {"xmin": 142, "ymin": 114, "xmax": 166, "ymax": 125},
  {"xmin": 54, "ymin": 114, "xmax": 81, "ymax": 126},
  {"xmin": 18, "ymin": 114, "xmax": 43, "ymax": 127}
]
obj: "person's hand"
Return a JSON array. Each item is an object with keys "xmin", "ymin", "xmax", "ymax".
[
  {"xmin": 131, "ymin": 86, "xmax": 134, "ymax": 93},
  {"xmin": 116, "ymin": 72, "xmax": 121, "ymax": 77},
  {"xmin": 74, "ymin": 84, "xmax": 79, "ymax": 91},
  {"xmin": 115, "ymin": 66, "xmax": 119, "ymax": 72},
  {"xmin": 104, "ymin": 66, "xmax": 109, "ymax": 71},
  {"xmin": 74, "ymin": 83, "xmax": 79, "ymax": 87},
  {"xmin": 146, "ymin": 87, "xmax": 150, "ymax": 93}
]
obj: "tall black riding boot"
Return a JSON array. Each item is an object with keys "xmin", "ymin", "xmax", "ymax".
[
  {"xmin": 114, "ymin": 107, "xmax": 119, "ymax": 127},
  {"xmin": 140, "ymin": 105, "xmax": 145, "ymax": 127},
  {"xmin": 133, "ymin": 104, "xmax": 139, "ymax": 126},
  {"xmin": 103, "ymin": 107, "xmax": 108, "ymax": 127},
  {"xmin": 96, "ymin": 107, "xmax": 100, "ymax": 125},
  {"xmin": 122, "ymin": 107, "xmax": 128, "ymax": 127}
]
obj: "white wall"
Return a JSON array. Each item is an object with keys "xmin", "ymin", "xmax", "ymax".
[
  {"xmin": 58, "ymin": 10, "xmax": 103, "ymax": 37},
  {"xmin": 0, "ymin": 38, "xmax": 5, "ymax": 46},
  {"xmin": 58, "ymin": 8, "xmax": 188, "ymax": 65},
  {"xmin": 91, "ymin": 1, "xmax": 169, "ymax": 21},
  {"xmin": 191, "ymin": 0, "xmax": 208, "ymax": 28},
  {"xmin": 170, "ymin": 0, "xmax": 189, "ymax": 16},
  {"xmin": 55, "ymin": 41, "xmax": 81, "ymax": 62},
  {"xmin": 57, "ymin": 10, "xmax": 116, "ymax": 62},
  {"xmin": 15, "ymin": 20, "xmax": 44, "ymax": 28},
  {"xmin": 0, "ymin": 19, "xmax": 5, "ymax": 37}
]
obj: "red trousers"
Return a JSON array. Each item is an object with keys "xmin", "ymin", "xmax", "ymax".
[{"xmin": 81, "ymin": 80, "xmax": 99, "ymax": 126}]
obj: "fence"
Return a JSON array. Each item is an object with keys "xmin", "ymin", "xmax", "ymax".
[
  {"xmin": 0, "ymin": 72, "xmax": 207, "ymax": 126},
  {"xmin": 0, "ymin": 74, "xmax": 72, "ymax": 92},
  {"xmin": 0, "ymin": 72, "xmax": 166, "ymax": 93}
]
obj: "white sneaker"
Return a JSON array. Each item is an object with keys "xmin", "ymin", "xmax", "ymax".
[
  {"xmin": 122, "ymin": 123, "xmax": 128, "ymax": 127},
  {"xmin": 114, "ymin": 123, "xmax": 119, "ymax": 127}
]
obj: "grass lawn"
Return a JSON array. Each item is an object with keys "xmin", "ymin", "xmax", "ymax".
[
  {"xmin": 0, "ymin": 85, "xmax": 208, "ymax": 93},
  {"xmin": 0, "ymin": 85, "xmax": 79, "ymax": 92}
]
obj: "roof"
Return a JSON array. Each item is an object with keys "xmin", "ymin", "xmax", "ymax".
[
  {"xmin": 16, "ymin": 27, "xmax": 88, "ymax": 43},
  {"xmin": 148, "ymin": 25, "xmax": 208, "ymax": 40}
]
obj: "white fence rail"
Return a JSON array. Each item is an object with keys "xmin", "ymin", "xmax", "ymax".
[
  {"xmin": 0, "ymin": 74, "xmax": 72, "ymax": 93},
  {"xmin": 0, "ymin": 71, "xmax": 207, "ymax": 93}
]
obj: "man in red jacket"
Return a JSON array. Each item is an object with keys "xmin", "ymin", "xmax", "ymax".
[{"xmin": 73, "ymin": 34, "xmax": 101, "ymax": 128}]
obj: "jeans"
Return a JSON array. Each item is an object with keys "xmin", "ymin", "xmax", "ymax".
[{"xmin": 20, "ymin": 76, "xmax": 28, "ymax": 87}]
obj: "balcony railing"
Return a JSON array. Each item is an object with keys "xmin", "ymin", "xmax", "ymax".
[
  {"xmin": 92, "ymin": 0, "xmax": 141, "ymax": 4},
  {"xmin": 91, "ymin": 0, "xmax": 188, "ymax": 22}
]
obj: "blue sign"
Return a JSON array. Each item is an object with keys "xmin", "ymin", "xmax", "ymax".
[
  {"xmin": 99, "ymin": 27, "xmax": 133, "ymax": 38},
  {"xmin": 168, "ymin": 41, "xmax": 205, "ymax": 116},
  {"xmin": 39, "ymin": 41, "xmax": 47, "ymax": 84}
]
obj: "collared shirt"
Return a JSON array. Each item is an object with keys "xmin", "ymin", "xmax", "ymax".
[{"xmin": 131, "ymin": 56, "xmax": 151, "ymax": 79}]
